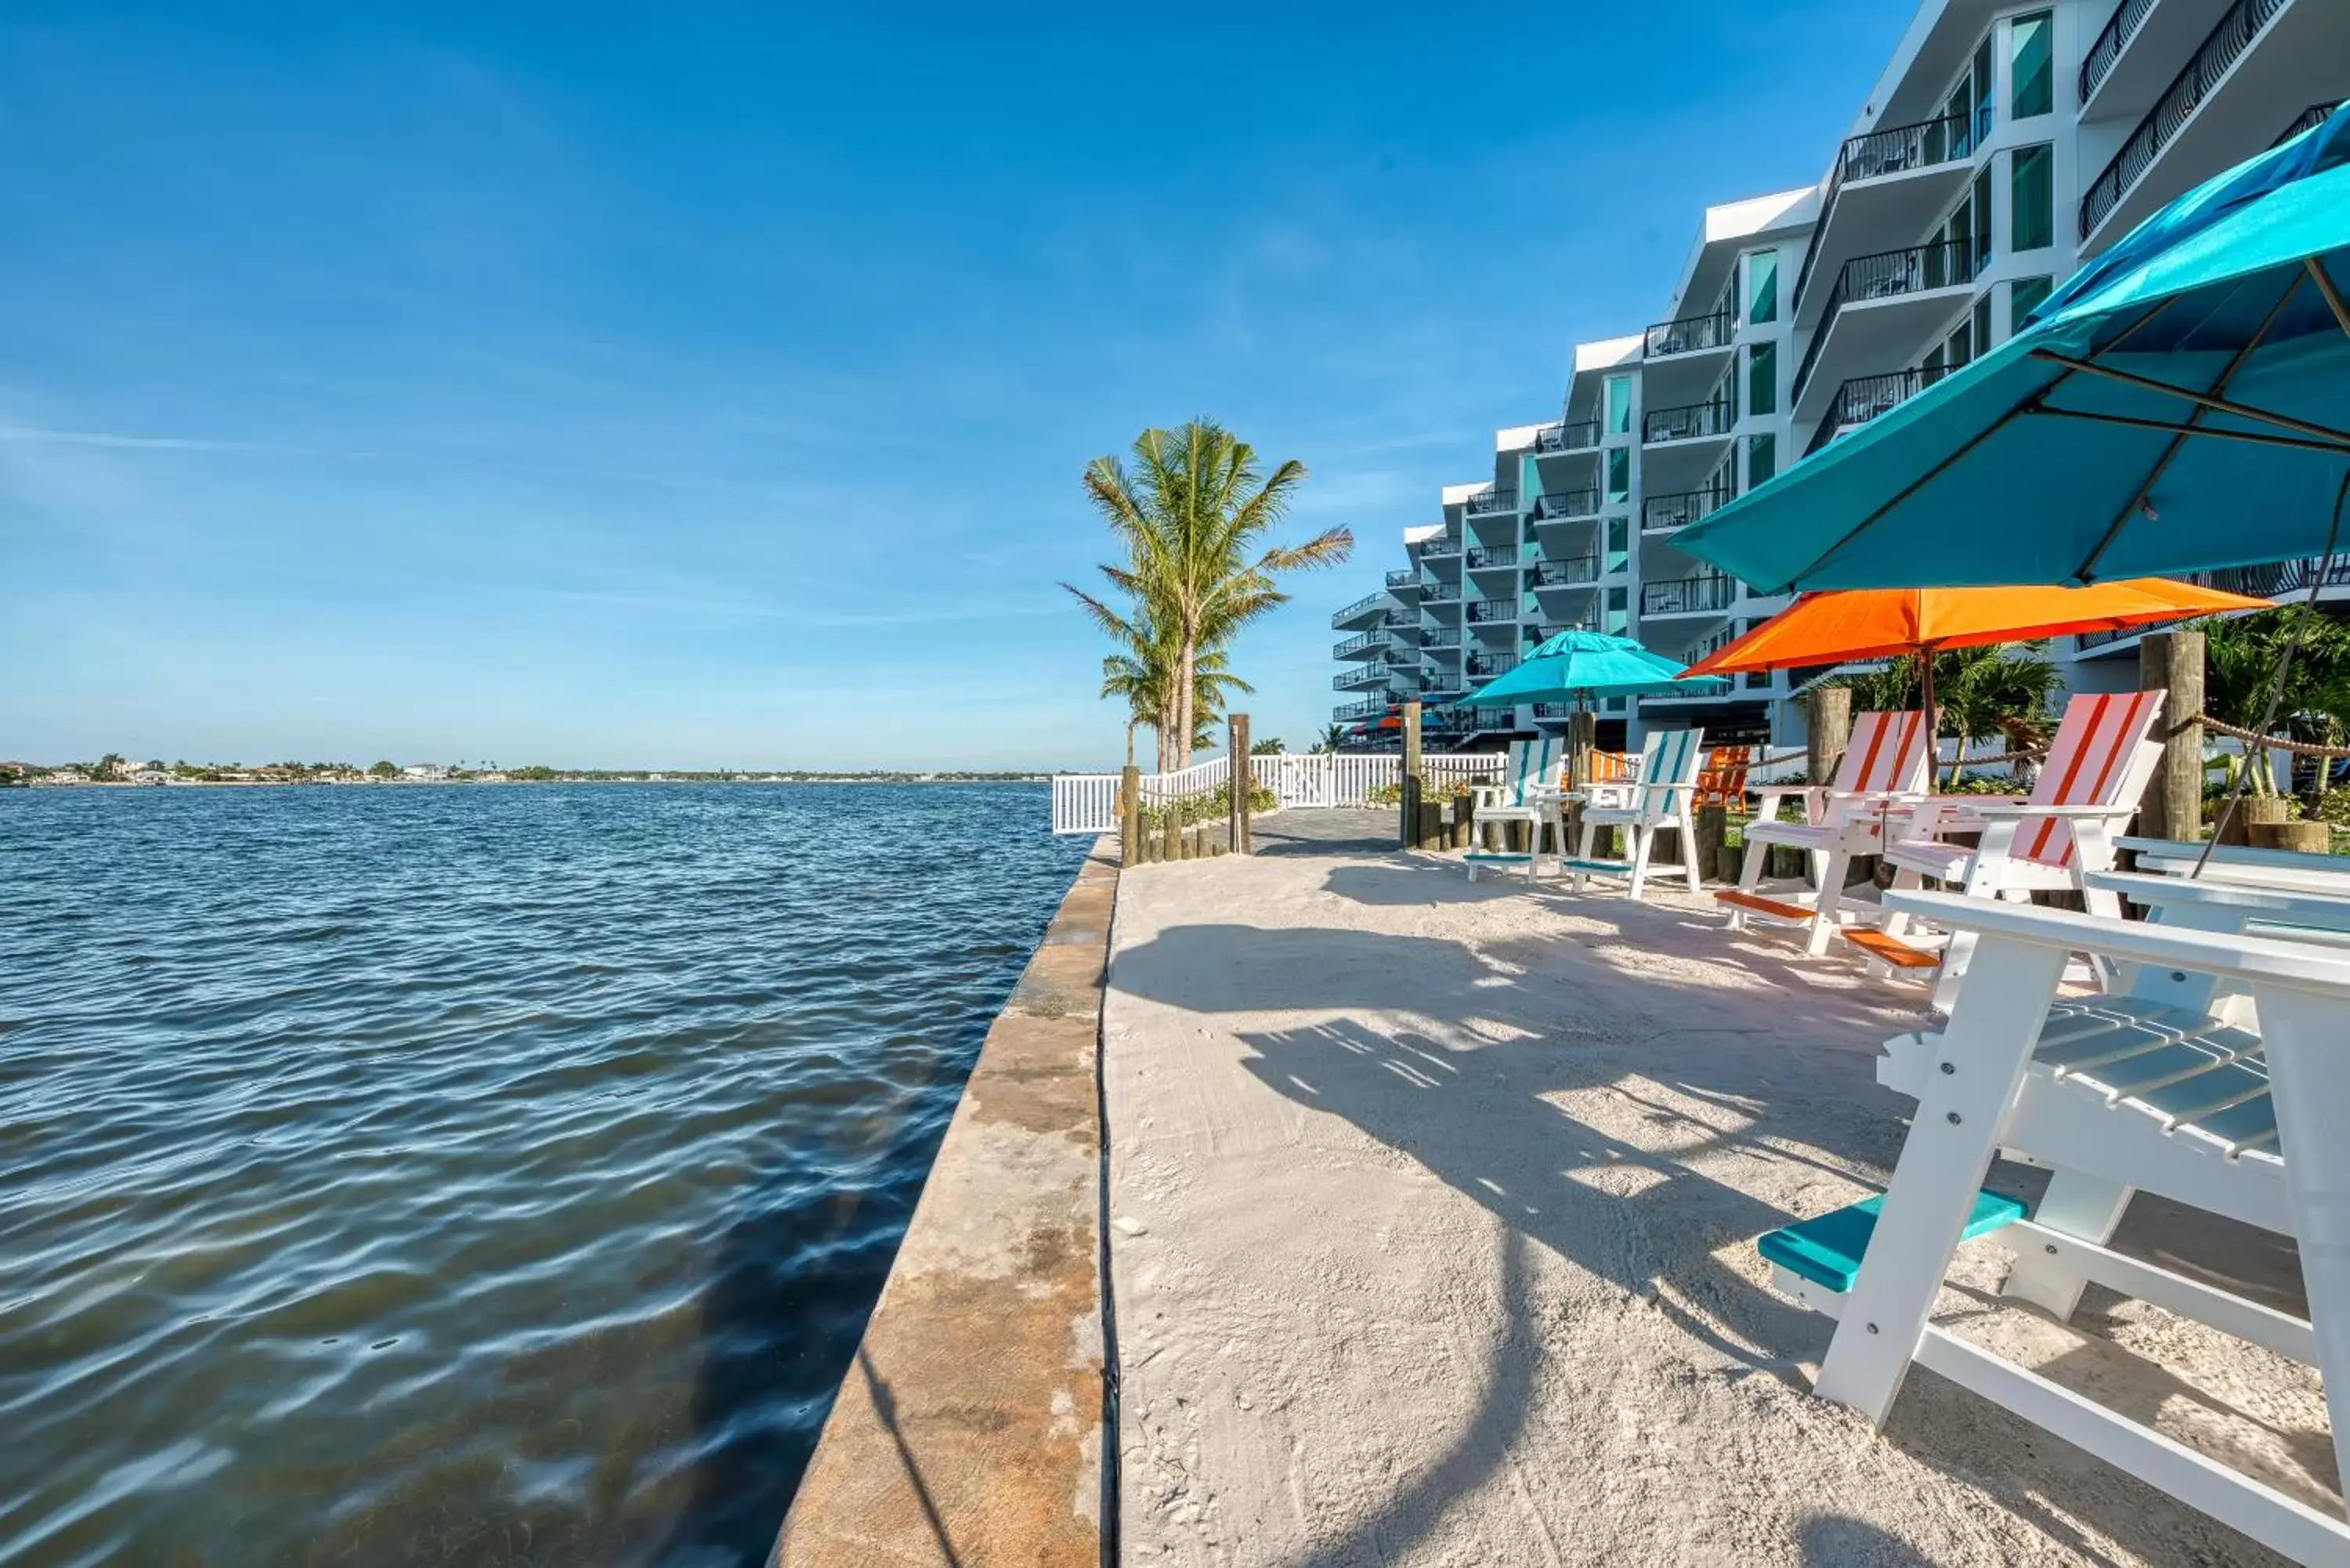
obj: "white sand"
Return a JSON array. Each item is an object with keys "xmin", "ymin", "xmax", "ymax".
[{"xmin": 1102, "ymin": 831, "xmax": 2334, "ymax": 1566}]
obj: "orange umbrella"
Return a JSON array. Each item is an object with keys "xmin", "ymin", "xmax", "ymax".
[{"xmin": 1680, "ymin": 578, "xmax": 2269, "ymax": 787}]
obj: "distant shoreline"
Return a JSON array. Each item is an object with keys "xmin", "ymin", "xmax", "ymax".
[{"xmin": 6, "ymin": 774, "xmax": 1058, "ymax": 789}]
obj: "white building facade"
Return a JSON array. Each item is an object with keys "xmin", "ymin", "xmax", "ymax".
[{"xmin": 1335, "ymin": 0, "xmax": 2349, "ymax": 751}]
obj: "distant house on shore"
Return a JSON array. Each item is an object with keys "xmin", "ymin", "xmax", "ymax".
[{"xmin": 402, "ymin": 764, "xmax": 450, "ymax": 781}]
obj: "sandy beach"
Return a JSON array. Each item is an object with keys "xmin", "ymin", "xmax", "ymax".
[{"xmin": 1101, "ymin": 818, "xmax": 2333, "ymax": 1566}]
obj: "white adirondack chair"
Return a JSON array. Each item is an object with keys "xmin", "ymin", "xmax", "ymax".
[
  {"xmin": 1463, "ymin": 734, "xmax": 1564, "ymax": 883},
  {"xmin": 1763, "ymin": 889, "xmax": 2350, "ymax": 1566},
  {"xmin": 1720, "ymin": 710, "xmax": 1932, "ymax": 954},
  {"xmin": 1564, "ymin": 728, "xmax": 1706, "ymax": 900},
  {"xmin": 2121, "ymin": 835, "xmax": 2350, "ymax": 896},
  {"xmin": 1880, "ymin": 691, "xmax": 2166, "ymax": 1008}
]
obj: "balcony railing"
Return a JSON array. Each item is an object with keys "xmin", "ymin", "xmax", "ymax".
[
  {"xmin": 1466, "ymin": 710, "xmax": 1516, "ymax": 732},
  {"xmin": 1465, "ymin": 490, "xmax": 1519, "ymax": 518},
  {"xmin": 1421, "ymin": 581, "xmax": 1461, "ymax": 605},
  {"xmin": 1793, "ymin": 237, "xmax": 1984, "ymax": 406},
  {"xmin": 1334, "ymin": 667, "xmax": 1391, "ymax": 692},
  {"xmin": 2273, "ymin": 101, "xmax": 2343, "ymax": 150},
  {"xmin": 1334, "ymin": 630, "xmax": 1384, "ymax": 658},
  {"xmin": 1423, "ymin": 628, "xmax": 1463, "ymax": 648},
  {"xmin": 1533, "ymin": 420, "xmax": 1600, "ymax": 455},
  {"xmin": 1642, "ymin": 574, "xmax": 1737, "ymax": 616},
  {"xmin": 1643, "ymin": 309, "xmax": 1734, "ymax": 359},
  {"xmin": 2082, "ymin": 0, "xmax": 2156, "ymax": 105},
  {"xmin": 1824, "ymin": 365, "xmax": 1954, "ymax": 435},
  {"xmin": 1335, "ymin": 698, "xmax": 1389, "ymax": 723},
  {"xmin": 1534, "ymin": 489, "xmax": 1600, "ymax": 522},
  {"xmin": 1643, "ymin": 398, "xmax": 1737, "ymax": 445},
  {"xmin": 1466, "ymin": 546, "xmax": 1519, "ymax": 570},
  {"xmin": 2202, "ymin": 557, "xmax": 2350, "ymax": 598},
  {"xmin": 1466, "ymin": 653, "xmax": 1520, "ymax": 679},
  {"xmin": 1381, "ymin": 607, "xmax": 1419, "ymax": 629},
  {"xmin": 1420, "ymin": 528, "xmax": 1463, "ymax": 556},
  {"xmin": 1465, "ymin": 598, "xmax": 1517, "ymax": 624},
  {"xmin": 1331, "ymin": 591, "xmax": 1387, "ymax": 627},
  {"xmin": 2081, "ymin": 0, "xmax": 2287, "ymax": 242},
  {"xmin": 1531, "ymin": 555, "xmax": 1600, "ymax": 587},
  {"xmin": 1643, "ymin": 486, "xmax": 1734, "ymax": 533},
  {"xmin": 1385, "ymin": 569, "xmax": 1420, "ymax": 591},
  {"xmin": 1795, "ymin": 107, "xmax": 1994, "ymax": 311}
]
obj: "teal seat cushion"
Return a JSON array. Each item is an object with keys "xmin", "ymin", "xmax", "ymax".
[{"xmin": 1759, "ymin": 1190, "xmax": 2025, "ymax": 1294}]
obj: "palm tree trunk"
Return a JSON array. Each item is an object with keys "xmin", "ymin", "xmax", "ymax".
[{"xmin": 1176, "ymin": 635, "xmax": 1198, "ymax": 769}]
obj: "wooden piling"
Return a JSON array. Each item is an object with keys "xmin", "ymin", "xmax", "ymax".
[
  {"xmin": 1160, "ymin": 804, "xmax": 1179, "ymax": 865},
  {"xmin": 1806, "ymin": 686, "xmax": 1853, "ymax": 784},
  {"xmin": 1119, "ymin": 765, "xmax": 1141, "ymax": 867},
  {"xmin": 1399, "ymin": 701, "xmax": 1423, "ymax": 848},
  {"xmin": 1228, "ymin": 713, "xmax": 1253, "ymax": 856},
  {"xmin": 1694, "ymin": 804, "xmax": 1727, "ymax": 884},
  {"xmin": 2138, "ymin": 630, "xmax": 2205, "ymax": 844}
]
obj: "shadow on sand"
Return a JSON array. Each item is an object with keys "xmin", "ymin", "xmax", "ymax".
[{"xmin": 1108, "ymin": 848, "xmax": 2301, "ymax": 1568}]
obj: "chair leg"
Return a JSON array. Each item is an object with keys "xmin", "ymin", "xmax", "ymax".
[
  {"xmin": 1572, "ymin": 817, "xmax": 1597, "ymax": 893},
  {"xmin": 1626, "ymin": 823, "xmax": 1655, "ymax": 900},
  {"xmin": 2001, "ymin": 1170, "xmax": 2134, "ymax": 1323},
  {"xmin": 1730, "ymin": 836, "xmax": 1768, "ymax": 930},
  {"xmin": 1882, "ymin": 867, "xmax": 1923, "ymax": 938},
  {"xmin": 1806, "ymin": 849, "xmax": 1852, "ymax": 956}
]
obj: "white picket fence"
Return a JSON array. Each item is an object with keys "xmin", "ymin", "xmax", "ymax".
[{"xmin": 1050, "ymin": 752, "xmax": 1509, "ymax": 835}]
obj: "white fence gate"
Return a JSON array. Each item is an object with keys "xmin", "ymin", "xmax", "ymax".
[{"xmin": 1049, "ymin": 753, "xmax": 1508, "ymax": 835}]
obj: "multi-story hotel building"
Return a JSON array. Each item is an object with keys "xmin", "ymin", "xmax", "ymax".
[{"xmin": 1335, "ymin": 0, "xmax": 2348, "ymax": 751}]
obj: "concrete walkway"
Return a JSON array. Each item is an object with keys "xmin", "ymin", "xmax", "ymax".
[{"xmin": 1102, "ymin": 836, "xmax": 2330, "ymax": 1566}]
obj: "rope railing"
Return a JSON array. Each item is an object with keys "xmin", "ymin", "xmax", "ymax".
[{"xmin": 2196, "ymin": 715, "xmax": 2350, "ymax": 758}]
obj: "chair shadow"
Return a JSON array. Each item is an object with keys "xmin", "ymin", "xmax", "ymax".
[{"xmin": 1109, "ymin": 907, "xmax": 2301, "ymax": 1568}]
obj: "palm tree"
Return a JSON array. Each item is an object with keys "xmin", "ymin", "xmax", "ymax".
[
  {"xmin": 1249, "ymin": 737, "xmax": 1286, "ymax": 756},
  {"xmin": 1311, "ymin": 723, "xmax": 1348, "ymax": 755},
  {"xmin": 2196, "ymin": 606, "xmax": 2350, "ymax": 798},
  {"xmin": 1836, "ymin": 642, "xmax": 2059, "ymax": 785},
  {"xmin": 1095, "ymin": 609, "xmax": 1252, "ymax": 770},
  {"xmin": 1066, "ymin": 420, "xmax": 1352, "ymax": 768}
]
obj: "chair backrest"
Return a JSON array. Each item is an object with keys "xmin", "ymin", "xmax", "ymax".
[
  {"xmin": 1835, "ymin": 711, "xmax": 1932, "ymax": 796},
  {"xmin": 1500, "ymin": 735, "xmax": 1564, "ymax": 807},
  {"xmin": 2016, "ymin": 691, "xmax": 2167, "ymax": 868},
  {"xmin": 1696, "ymin": 746, "xmax": 1752, "ymax": 809},
  {"xmin": 1632, "ymin": 728, "xmax": 1707, "ymax": 822}
]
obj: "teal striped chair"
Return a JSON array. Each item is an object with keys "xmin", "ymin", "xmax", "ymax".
[
  {"xmin": 1463, "ymin": 735, "xmax": 1564, "ymax": 883},
  {"xmin": 1565, "ymin": 727, "xmax": 1707, "ymax": 900}
]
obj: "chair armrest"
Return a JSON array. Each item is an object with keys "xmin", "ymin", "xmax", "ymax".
[
  {"xmin": 1884, "ymin": 889, "xmax": 2350, "ymax": 997},
  {"xmin": 2084, "ymin": 869, "xmax": 2350, "ymax": 929},
  {"xmin": 1964, "ymin": 802, "xmax": 2142, "ymax": 821}
]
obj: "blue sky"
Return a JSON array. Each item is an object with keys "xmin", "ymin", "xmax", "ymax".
[{"xmin": 3, "ymin": 1, "xmax": 1914, "ymax": 770}]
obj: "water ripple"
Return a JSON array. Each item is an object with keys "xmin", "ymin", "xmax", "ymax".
[{"xmin": 0, "ymin": 782, "xmax": 1086, "ymax": 1566}]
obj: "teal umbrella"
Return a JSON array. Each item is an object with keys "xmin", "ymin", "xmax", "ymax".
[
  {"xmin": 1457, "ymin": 629, "xmax": 1726, "ymax": 708},
  {"xmin": 1677, "ymin": 106, "xmax": 2350, "ymax": 593}
]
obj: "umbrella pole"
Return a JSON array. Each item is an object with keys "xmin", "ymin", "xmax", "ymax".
[{"xmin": 1920, "ymin": 645, "xmax": 1938, "ymax": 795}]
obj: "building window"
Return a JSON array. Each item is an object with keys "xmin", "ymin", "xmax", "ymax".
[
  {"xmin": 1606, "ymin": 447, "xmax": 1630, "ymax": 503},
  {"xmin": 1946, "ymin": 316, "xmax": 1972, "ymax": 370},
  {"xmin": 1973, "ymin": 292, "xmax": 1994, "ymax": 354},
  {"xmin": 1747, "ymin": 341, "xmax": 1778, "ymax": 417},
  {"xmin": 2011, "ymin": 144, "xmax": 2053, "ymax": 252},
  {"xmin": 2011, "ymin": 274, "xmax": 2053, "ymax": 327},
  {"xmin": 1607, "ymin": 516, "xmax": 1629, "ymax": 557},
  {"xmin": 1972, "ymin": 167, "xmax": 1994, "ymax": 268},
  {"xmin": 1746, "ymin": 433, "xmax": 1777, "ymax": 490},
  {"xmin": 1973, "ymin": 34, "xmax": 1994, "ymax": 129},
  {"xmin": 1605, "ymin": 374, "xmax": 1632, "ymax": 434},
  {"xmin": 2011, "ymin": 12, "xmax": 2053, "ymax": 119},
  {"xmin": 1744, "ymin": 249, "xmax": 1778, "ymax": 325}
]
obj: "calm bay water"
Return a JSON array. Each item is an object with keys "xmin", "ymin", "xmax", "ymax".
[{"xmin": 0, "ymin": 783, "xmax": 1090, "ymax": 1568}]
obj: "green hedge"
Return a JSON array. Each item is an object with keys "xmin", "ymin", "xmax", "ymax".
[{"xmin": 1137, "ymin": 782, "xmax": 1278, "ymax": 829}]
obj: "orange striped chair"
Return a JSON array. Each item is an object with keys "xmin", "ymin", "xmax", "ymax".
[
  {"xmin": 1721, "ymin": 710, "xmax": 1933, "ymax": 955},
  {"xmin": 1882, "ymin": 690, "xmax": 2167, "ymax": 1009}
]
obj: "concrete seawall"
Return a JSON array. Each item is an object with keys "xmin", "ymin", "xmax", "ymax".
[{"xmin": 772, "ymin": 836, "xmax": 1115, "ymax": 1566}]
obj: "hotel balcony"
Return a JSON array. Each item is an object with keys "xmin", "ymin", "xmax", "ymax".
[
  {"xmin": 1531, "ymin": 420, "xmax": 1600, "ymax": 457},
  {"xmin": 1793, "ymin": 107, "xmax": 1991, "ymax": 326},
  {"xmin": 1641, "ymin": 396, "xmax": 1737, "ymax": 493},
  {"xmin": 1641, "ymin": 573, "xmax": 1737, "ymax": 619},
  {"xmin": 1385, "ymin": 569, "xmax": 1423, "ymax": 598},
  {"xmin": 1381, "ymin": 608, "xmax": 1423, "ymax": 639},
  {"xmin": 1465, "ymin": 547, "xmax": 1520, "ymax": 594},
  {"xmin": 1334, "ymin": 697, "xmax": 1390, "ymax": 724},
  {"xmin": 1643, "ymin": 484, "xmax": 1734, "ymax": 536},
  {"xmin": 1331, "ymin": 591, "xmax": 1393, "ymax": 630},
  {"xmin": 1643, "ymin": 398, "xmax": 1736, "ymax": 446},
  {"xmin": 1791, "ymin": 237, "xmax": 1982, "ymax": 425},
  {"xmin": 1334, "ymin": 665, "xmax": 1396, "ymax": 692},
  {"xmin": 1803, "ymin": 365, "xmax": 1954, "ymax": 456},
  {"xmin": 1531, "ymin": 489, "xmax": 1600, "ymax": 524},
  {"xmin": 1423, "ymin": 627, "xmax": 1464, "ymax": 649},
  {"xmin": 1530, "ymin": 555, "xmax": 1600, "ymax": 589},
  {"xmin": 1333, "ymin": 629, "xmax": 1388, "ymax": 661},
  {"xmin": 1465, "ymin": 652, "xmax": 1519, "ymax": 680},
  {"xmin": 2077, "ymin": 0, "xmax": 2346, "ymax": 253},
  {"xmin": 1419, "ymin": 581, "xmax": 1462, "ymax": 606},
  {"xmin": 1419, "ymin": 526, "xmax": 1464, "ymax": 561},
  {"xmin": 1464, "ymin": 598, "xmax": 1517, "ymax": 626},
  {"xmin": 1463, "ymin": 490, "xmax": 1520, "ymax": 521}
]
